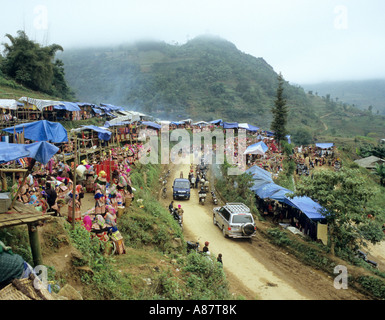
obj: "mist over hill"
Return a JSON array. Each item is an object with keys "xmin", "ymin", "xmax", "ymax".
[
  {"xmin": 302, "ymin": 79, "xmax": 385, "ymax": 115},
  {"xmin": 58, "ymin": 35, "xmax": 385, "ymax": 141},
  {"xmin": 59, "ymin": 36, "xmax": 319, "ymax": 127}
]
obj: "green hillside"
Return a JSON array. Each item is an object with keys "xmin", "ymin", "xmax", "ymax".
[
  {"xmin": 59, "ymin": 36, "xmax": 322, "ymax": 130},
  {"xmin": 302, "ymin": 79, "xmax": 385, "ymax": 115}
]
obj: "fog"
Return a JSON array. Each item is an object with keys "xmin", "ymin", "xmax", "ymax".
[{"xmin": 1, "ymin": 0, "xmax": 385, "ymax": 84}]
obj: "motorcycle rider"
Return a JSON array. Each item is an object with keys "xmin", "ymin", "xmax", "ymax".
[{"xmin": 198, "ymin": 186, "xmax": 206, "ymax": 204}]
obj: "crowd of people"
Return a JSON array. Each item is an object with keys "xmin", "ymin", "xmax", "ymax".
[{"xmin": 291, "ymin": 144, "xmax": 342, "ymax": 176}]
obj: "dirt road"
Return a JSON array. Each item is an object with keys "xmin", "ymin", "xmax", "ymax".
[{"xmin": 161, "ymin": 161, "xmax": 368, "ymax": 300}]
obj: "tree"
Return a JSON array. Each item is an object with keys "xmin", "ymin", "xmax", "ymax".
[
  {"xmin": 291, "ymin": 168, "xmax": 384, "ymax": 255},
  {"xmin": 1, "ymin": 30, "xmax": 73, "ymax": 99},
  {"xmin": 270, "ymin": 73, "xmax": 288, "ymax": 145},
  {"xmin": 373, "ymin": 163, "xmax": 385, "ymax": 186}
]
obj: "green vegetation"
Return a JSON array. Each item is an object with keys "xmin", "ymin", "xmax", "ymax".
[
  {"xmin": 0, "ymin": 30, "xmax": 74, "ymax": 100},
  {"xmin": 292, "ymin": 168, "xmax": 384, "ymax": 255},
  {"xmin": 59, "ymin": 35, "xmax": 385, "ymax": 142},
  {"xmin": 1, "ymin": 163, "xmax": 229, "ymax": 300},
  {"xmin": 270, "ymin": 73, "xmax": 288, "ymax": 144}
]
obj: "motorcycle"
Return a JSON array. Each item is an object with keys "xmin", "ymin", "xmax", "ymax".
[
  {"xmin": 199, "ymin": 192, "xmax": 206, "ymax": 205},
  {"xmin": 211, "ymin": 191, "xmax": 218, "ymax": 205},
  {"xmin": 356, "ymin": 249, "xmax": 378, "ymax": 268},
  {"xmin": 170, "ymin": 208, "xmax": 183, "ymax": 228},
  {"xmin": 186, "ymin": 241, "xmax": 200, "ymax": 253},
  {"xmin": 161, "ymin": 187, "xmax": 167, "ymax": 199}
]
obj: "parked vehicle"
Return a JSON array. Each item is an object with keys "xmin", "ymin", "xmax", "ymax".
[
  {"xmin": 186, "ymin": 241, "xmax": 200, "ymax": 253},
  {"xmin": 213, "ymin": 203, "xmax": 256, "ymax": 239},
  {"xmin": 198, "ymin": 187, "xmax": 206, "ymax": 205},
  {"xmin": 211, "ymin": 190, "xmax": 218, "ymax": 205},
  {"xmin": 172, "ymin": 178, "xmax": 191, "ymax": 200}
]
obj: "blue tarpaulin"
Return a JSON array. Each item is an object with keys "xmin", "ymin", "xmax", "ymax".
[
  {"xmin": 100, "ymin": 103, "xmax": 124, "ymax": 112},
  {"xmin": 210, "ymin": 119, "xmax": 223, "ymax": 126},
  {"xmin": 104, "ymin": 121, "xmax": 131, "ymax": 128},
  {"xmin": 0, "ymin": 141, "xmax": 59, "ymax": 165},
  {"xmin": 2, "ymin": 120, "xmax": 68, "ymax": 143},
  {"xmin": 246, "ymin": 166, "xmax": 274, "ymax": 192},
  {"xmin": 92, "ymin": 107, "xmax": 103, "ymax": 114},
  {"xmin": 245, "ymin": 142, "xmax": 269, "ymax": 154},
  {"xmin": 283, "ymin": 196, "xmax": 325, "ymax": 221},
  {"xmin": 141, "ymin": 121, "xmax": 161, "ymax": 130},
  {"xmin": 53, "ymin": 101, "xmax": 81, "ymax": 112},
  {"xmin": 246, "ymin": 165, "xmax": 325, "ymax": 221},
  {"xmin": 316, "ymin": 143, "xmax": 334, "ymax": 149},
  {"xmin": 239, "ymin": 123, "xmax": 259, "ymax": 132},
  {"xmin": 223, "ymin": 122, "xmax": 238, "ymax": 129},
  {"xmin": 255, "ymin": 183, "xmax": 292, "ymax": 202},
  {"xmin": 80, "ymin": 125, "xmax": 112, "ymax": 141}
]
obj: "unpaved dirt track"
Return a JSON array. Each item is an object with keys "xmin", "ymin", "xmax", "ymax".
[{"xmin": 161, "ymin": 161, "xmax": 368, "ymax": 300}]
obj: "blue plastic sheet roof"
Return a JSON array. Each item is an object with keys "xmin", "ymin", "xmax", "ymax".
[
  {"xmin": 283, "ymin": 196, "xmax": 325, "ymax": 221},
  {"xmin": 100, "ymin": 103, "xmax": 124, "ymax": 112},
  {"xmin": 0, "ymin": 141, "xmax": 59, "ymax": 165},
  {"xmin": 141, "ymin": 121, "xmax": 161, "ymax": 130},
  {"xmin": 53, "ymin": 101, "xmax": 81, "ymax": 112},
  {"xmin": 81, "ymin": 125, "xmax": 112, "ymax": 141},
  {"xmin": 245, "ymin": 141, "xmax": 269, "ymax": 154},
  {"xmin": 246, "ymin": 165, "xmax": 325, "ymax": 221},
  {"xmin": 316, "ymin": 143, "xmax": 334, "ymax": 149},
  {"xmin": 210, "ymin": 119, "xmax": 223, "ymax": 125},
  {"xmin": 256, "ymin": 183, "xmax": 292, "ymax": 202},
  {"xmin": 238, "ymin": 123, "xmax": 259, "ymax": 132},
  {"xmin": 2, "ymin": 120, "xmax": 68, "ymax": 143},
  {"xmin": 223, "ymin": 122, "xmax": 238, "ymax": 129}
]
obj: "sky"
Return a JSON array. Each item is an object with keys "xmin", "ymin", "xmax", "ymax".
[{"xmin": 1, "ymin": 0, "xmax": 385, "ymax": 84}]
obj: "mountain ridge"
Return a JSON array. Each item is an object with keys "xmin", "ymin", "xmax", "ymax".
[{"xmin": 58, "ymin": 35, "xmax": 385, "ymax": 141}]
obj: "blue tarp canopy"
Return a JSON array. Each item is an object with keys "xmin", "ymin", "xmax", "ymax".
[
  {"xmin": 0, "ymin": 141, "xmax": 59, "ymax": 165},
  {"xmin": 283, "ymin": 196, "xmax": 325, "ymax": 221},
  {"xmin": 53, "ymin": 101, "xmax": 81, "ymax": 112},
  {"xmin": 246, "ymin": 165, "xmax": 325, "ymax": 221},
  {"xmin": 223, "ymin": 122, "xmax": 238, "ymax": 129},
  {"xmin": 255, "ymin": 183, "xmax": 292, "ymax": 202},
  {"xmin": 246, "ymin": 166, "xmax": 274, "ymax": 191},
  {"xmin": 77, "ymin": 102, "xmax": 97, "ymax": 107},
  {"xmin": 239, "ymin": 123, "xmax": 259, "ymax": 132},
  {"xmin": 316, "ymin": 143, "xmax": 334, "ymax": 149},
  {"xmin": 286, "ymin": 135, "xmax": 291, "ymax": 144},
  {"xmin": 92, "ymin": 107, "xmax": 103, "ymax": 114},
  {"xmin": 264, "ymin": 131, "xmax": 275, "ymax": 137},
  {"xmin": 79, "ymin": 125, "xmax": 112, "ymax": 141},
  {"xmin": 2, "ymin": 120, "xmax": 68, "ymax": 143},
  {"xmin": 104, "ymin": 121, "xmax": 131, "ymax": 128},
  {"xmin": 210, "ymin": 119, "xmax": 223, "ymax": 125},
  {"xmin": 170, "ymin": 121, "xmax": 185, "ymax": 126},
  {"xmin": 246, "ymin": 141, "xmax": 269, "ymax": 152},
  {"xmin": 245, "ymin": 141, "xmax": 269, "ymax": 154},
  {"xmin": 100, "ymin": 103, "xmax": 124, "ymax": 112},
  {"xmin": 141, "ymin": 121, "xmax": 161, "ymax": 130}
]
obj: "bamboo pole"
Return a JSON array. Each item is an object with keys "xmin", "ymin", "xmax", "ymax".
[{"xmin": 72, "ymin": 136, "xmax": 77, "ymax": 229}]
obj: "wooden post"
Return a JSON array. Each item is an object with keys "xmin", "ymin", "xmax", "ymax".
[
  {"xmin": 28, "ymin": 223, "xmax": 43, "ymax": 267},
  {"xmin": 72, "ymin": 136, "xmax": 77, "ymax": 229},
  {"xmin": 9, "ymin": 159, "xmax": 36, "ymax": 210}
]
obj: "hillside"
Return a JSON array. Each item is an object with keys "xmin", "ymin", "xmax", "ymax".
[
  {"xmin": 302, "ymin": 79, "xmax": 385, "ymax": 115},
  {"xmin": 59, "ymin": 36, "xmax": 322, "ymax": 130},
  {"xmin": 59, "ymin": 35, "xmax": 385, "ymax": 142}
]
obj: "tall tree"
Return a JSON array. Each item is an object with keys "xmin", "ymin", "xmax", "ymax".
[
  {"xmin": 270, "ymin": 72, "xmax": 288, "ymax": 145},
  {"xmin": 1, "ymin": 30, "xmax": 73, "ymax": 99},
  {"xmin": 291, "ymin": 168, "xmax": 384, "ymax": 255}
]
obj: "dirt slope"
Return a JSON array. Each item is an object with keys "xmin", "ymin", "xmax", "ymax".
[{"xmin": 162, "ymin": 161, "xmax": 368, "ymax": 300}]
